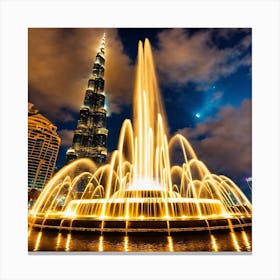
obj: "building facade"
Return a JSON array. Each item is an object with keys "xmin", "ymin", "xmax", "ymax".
[
  {"xmin": 246, "ymin": 177, "xmax": 252, "ymax": 189},
  {"xmin": 28, "ymin": 103, "xmax": 61, "ymax": 190},
  {"xmin": 66, "ymin": 34, "xmax": 108, "ymax": 165}
]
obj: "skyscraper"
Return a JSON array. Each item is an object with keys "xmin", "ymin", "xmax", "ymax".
[
  {"xmin": 66, "ymin": 34, "xmax": 108, "ymax": 165},
  {"xmin": 28, "ymin": 103, "xmax": 61, "ymax": 190},
  {"xmin": 246, "ymin": 177, "xmax": 252, "ymax": 189}
]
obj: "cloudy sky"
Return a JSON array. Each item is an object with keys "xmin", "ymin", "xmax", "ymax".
[{"xmin": 28, "ymin": 28, "xmax": 252, "ymax": 195}]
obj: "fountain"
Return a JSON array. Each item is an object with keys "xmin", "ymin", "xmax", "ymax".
[{"xmin": 28, "ymin": 39, "xmax": 252, "ymax": 234}]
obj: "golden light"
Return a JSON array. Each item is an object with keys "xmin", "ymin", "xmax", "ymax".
[{"xmin": 28, "ymin": 39, "xmax": 251, "ymax": 236}]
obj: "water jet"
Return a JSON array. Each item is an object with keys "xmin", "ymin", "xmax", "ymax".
[{"xmin": 28, "ymin": 39, "xmax": 251, "ymax": 234}]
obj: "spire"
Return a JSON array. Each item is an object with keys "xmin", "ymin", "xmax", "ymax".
[
  {"xmin": 66, "ymin": 33, "xmax": 108, "ymax": 165},
  {"xmin": 99, "ymin": 32, "xmax": 105, "ymax": 54}
]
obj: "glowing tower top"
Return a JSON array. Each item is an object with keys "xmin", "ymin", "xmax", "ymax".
[{"xmin": 66, "ymin": 33, "xmax": 108, "ymax": 165}]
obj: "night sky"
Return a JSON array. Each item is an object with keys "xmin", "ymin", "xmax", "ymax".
[{"xmin": 28, "ymin": 28, "xmax": 252, "ymax": 196}]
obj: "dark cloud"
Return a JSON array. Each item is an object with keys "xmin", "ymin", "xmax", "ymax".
[
  {"xmin": 154, "ymin": 28, "xmax": 251, "ymax": 88},
  {"xmin": 28, "ymin": 28, "xmax": 134, "ymax": 120},
  {"xmin": 28, "ymin": 28, "xmax": 251, "ymax": 122},
  {"xmin": 58, "ymin": 129, "xmax": 74, "ymax": 147},
  {"xmin": 176, "ymin": 99, "xmax": 252, "ymax": 178}
]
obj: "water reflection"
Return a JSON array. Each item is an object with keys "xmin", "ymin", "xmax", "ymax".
[
  {"xmin": 167, "ymin": 236, "xmax": 174, "ymax": 252},
  {"xmin": 124, "ymin": 236, "xmax": 129, "ymax": 252},
  {"xmin": 210, "ymin": 234, "xmax": 218, "ymax": 252},
  {"xmin": 242, "ymin": 230, "xmax": 251, "ymax": 251},
  {"xmin": 230, "ymin": 231, "xmax": 240, "ymax": 252},
  {"xmin": 56, "ymin": 232, "xmax": 62, "ymax": 250},
  {"xmin": 34, "ymin": 231, "xmax": 42, "ymax": 251},
  {"xmin": 28, "ymin": 229, "xmax": 252, "ymax": 252},
  {"xmin": 65, "ymin": 233, "xmax": 72, "ymax": 252},
  {"xmin": 98, "ymin": 235, "xmax": 104, "ymax": 252}
]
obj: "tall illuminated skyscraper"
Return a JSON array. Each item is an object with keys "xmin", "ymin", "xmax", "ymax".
[
  {"xmin": 28, "ymin": 103, "xmax": 61, "ymax": 190},
  {"xmin": 66, "ymin": 34, "xmax": 108, "ymax": 165}
]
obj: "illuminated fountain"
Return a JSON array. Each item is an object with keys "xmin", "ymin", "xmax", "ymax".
[{"xmin": 29, "ymin": 39, "xmax": 252, "ymax": 234}]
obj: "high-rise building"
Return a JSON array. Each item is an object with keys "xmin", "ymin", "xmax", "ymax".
[
  {"xmin": 245, "ymin": 177, "xmax": 252, "ymax": 189},
  {"xmin": 66, "ymin": 34, "xmax": 108, "ymax": 165},
  {"xmin": 28, "ymin": 103, "xmax": 61, "ymax": 190}
]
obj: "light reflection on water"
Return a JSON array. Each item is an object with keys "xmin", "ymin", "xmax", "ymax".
[
  {"xmin": 230, "ymin": 231, "xmax": 241, "ymax": 252},
  {"xmin": 65, "ymin": 233, "xmax": 72, "ymax": 252},
  {"xmin": 28, "ymin": 229, "xmax": 252, "ymax": 252},
  {"xmin": 210, "ymin": 234, "xmax": 218, "ymax": 252},
  {"xmin": 167, "ymin": 236, "xmax": 174, "ymax": 252},
  {"xmin": 98, "ymin": 235, "xmax": 104, "ymax": 252}
]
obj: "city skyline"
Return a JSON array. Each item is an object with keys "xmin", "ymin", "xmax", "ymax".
[{"xmin": 28, "ymin": 28, "xmax": 252, "ymax": 194}]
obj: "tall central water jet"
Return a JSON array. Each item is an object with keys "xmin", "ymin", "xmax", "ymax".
[
  {"xmin": 29, "ymin": 39, "xmax": 252, "ymax": 233},
  {"xmin": 133, "ymin": 39, "xmax": 168, "ymax": 184}
]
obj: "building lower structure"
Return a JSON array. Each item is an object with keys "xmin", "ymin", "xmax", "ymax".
[{"xmin": 28, "ymin": 103, "xmax": 61, "ymax": 190}]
